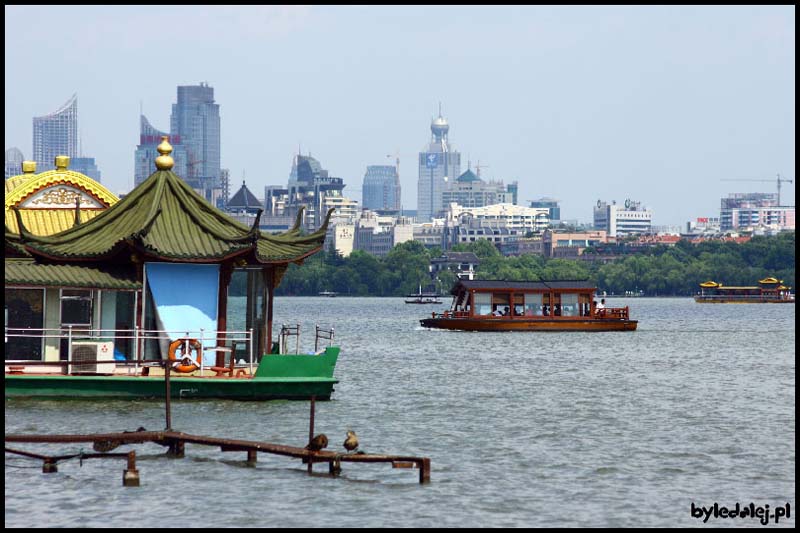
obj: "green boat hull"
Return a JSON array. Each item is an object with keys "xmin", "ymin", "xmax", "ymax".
[{"xmin": 5, "ymin": 348, "xmax": 339, "ymax": 401}]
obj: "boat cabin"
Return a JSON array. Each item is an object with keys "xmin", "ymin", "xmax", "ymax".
[
  {"xmin": 447, "ymin": 280, "xmax": 598, "ymax": 318},
  {"xmin": 420, "ymin": 279, "xmax": 636, "ymax": 331}
]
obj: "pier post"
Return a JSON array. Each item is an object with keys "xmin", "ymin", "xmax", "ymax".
[
  {"xmin": 123, "ymin": 451, "xmax": 140, "ymax": 487},
  {"xmin": 164, "ymin": 362, "xmax": 172, "ymax": 430},
  {"xmin": 246, "ymin": 449, "xmax": 257, "ymax": 467},
  {"xmin": 42, "ymin": 459, "xmax": 57, "ymax": 473},
  {"xmin": 419, "ymin": 458, "xmax": 431, "ymax": 484},
  {"xmin": 307, "ymin": 395, "xmax": 316, "ymax": 474}
]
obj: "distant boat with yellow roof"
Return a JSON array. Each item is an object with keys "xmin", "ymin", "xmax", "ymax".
[{"xmin": 694, "ymin": 277, "xmax": 795, "ymax": 303}]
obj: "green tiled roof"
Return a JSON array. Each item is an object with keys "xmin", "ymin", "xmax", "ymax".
[
  {"xmin": 5, "ymin": 259, "xmax": 140, "ymax": 290},
  {"xmin": 16, "ymin": 170, "xmax": 332, "ymax": 265}
]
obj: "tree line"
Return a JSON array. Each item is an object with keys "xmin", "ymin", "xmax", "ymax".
[{"xmin": 231, "ymin": 232, "xmax": 795, "ymax": 297}]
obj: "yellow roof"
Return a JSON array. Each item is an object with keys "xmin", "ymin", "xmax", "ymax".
[
  {"xmin": 699, "ymin": 281, "xmax": 718, "ymax": 288},
  {"xmin": 5, "ymin": 167, "xmax": 118, "ymax": 236}
]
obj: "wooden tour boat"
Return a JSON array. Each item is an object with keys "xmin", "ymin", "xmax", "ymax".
[
  {"xmin": 420, "ymin": 280, "xmax": 637, "ymax": 331},
  {"xmin": 694, "ymin": 277, "xmax": 795, "ymax": 304}
]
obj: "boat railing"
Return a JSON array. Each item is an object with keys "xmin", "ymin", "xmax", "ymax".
[
  {"xmin": 429, "ymin": 307, "xmax": 631, "ymax": 320},
  {"xmin": 4, "ymin": 326, "xmax": 254, "ymax": 376},
  {"xmin": 594, "ymin": 307, "xmax": 630, "ymax": 319}
]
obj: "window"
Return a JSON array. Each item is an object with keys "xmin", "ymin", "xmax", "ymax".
[
  {"xmin": 492, "ymin": 293, "xmax": 511, "ymax": 315},
  {"xmin": 524, "ymin": 293, "xmax": 542, "ymax": 316},
  {"xmin": 561, "ymin": 293, "xmax": 578, "ymax": 316},
  {"xmin": 61, "ymin": 289, "xmax": 93, "ymax": 327},
  {"xmin": 474, "ymin": 292, "xmax": 492, "ymax": 316},
  {"xmin": 5, "ymin": 289, "xmax": 45, "ymax": 361},
  {"xmin": 512, "ymin": 293, "xmax": 525, "ymax": 316}
]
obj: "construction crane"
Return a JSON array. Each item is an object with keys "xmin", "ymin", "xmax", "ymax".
[
  {"xmin": 721, "ymin": 174, "xmax": 793, "ymax": 206},
  {"xmin": 475, "ymin": 160, "xmax": 490, "ymax": 179}
]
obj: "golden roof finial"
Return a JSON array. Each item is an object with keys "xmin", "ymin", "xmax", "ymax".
[
  {"xmin": 55, "ymin": 155, "xmax": 70, "ymax": 170},
  {"xmin": 155, "ymin": 135, "xmax": 174, "ymax": 170},
  {"xmin": 22, "ymin": 161, "xmax": 37, "ymax": 173}
]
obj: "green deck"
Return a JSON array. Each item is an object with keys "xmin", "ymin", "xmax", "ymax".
[{"xmin": 5, "ymin": 347, "xmax": 339, "ymax": 401}]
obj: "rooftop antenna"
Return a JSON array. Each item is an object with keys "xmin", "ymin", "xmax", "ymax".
[{"xmin": 438, "ymin": 101, "xmax": 442, "ymax": 117}]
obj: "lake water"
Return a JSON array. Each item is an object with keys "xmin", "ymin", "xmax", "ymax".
[{"xmin": 5, "ymin": 297, "xmax": 795, "ymax": 527}]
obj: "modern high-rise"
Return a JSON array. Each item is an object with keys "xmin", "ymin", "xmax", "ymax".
[
  {"xmin": 69, "ymin": 157, "xmax": 102, "ymax": 183},
  {"xmin": 169, "ymin": 83, "xmax": 220, "ymax": 192},
  {"xmin": 417, "ymin": 107, "xmax": 461, "ymax": 221},
  {"xmin": 5, "ymin": 147, "xmax": 25, "ymax": 179},
  {"xmin": 134, "ymin": 115, "xmax": 188, "ymax": 186},
  {"xmin": 32, "ymin": 94, "xmax": 78, "ymax": 172},
  {"xmin": 362, "ymin": 165, "xmax": 401, "ymax": 211}
]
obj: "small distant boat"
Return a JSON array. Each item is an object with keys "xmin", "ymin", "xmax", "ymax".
[
  {"xmin": 318, "ymin": 291, "xmax": 339, "ymax": 297},
  {"xmin": 405, "ymin": 285, "xmax": 442, "ymax": 304},
  {"xmin": 694, "ymin": 277, "xmax": 795, "ymax": 303}
]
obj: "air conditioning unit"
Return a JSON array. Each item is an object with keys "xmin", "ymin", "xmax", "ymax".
[{"xmin": 69, "ymin": 340, "xmax": 115, "ymax": 375}]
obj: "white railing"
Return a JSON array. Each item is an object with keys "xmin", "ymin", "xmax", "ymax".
[{"xmin": 4, "ymin": 327, "xmax": 255, "ymax": 375}]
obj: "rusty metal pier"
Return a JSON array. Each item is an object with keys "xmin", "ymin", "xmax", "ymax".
[
  {"xmin": 5, "ymin": 394, "xmax": 430, "ymax": 486},
  {"xmin": 5, "ymin": 430, "xmax": 430, "ymax": 485}
]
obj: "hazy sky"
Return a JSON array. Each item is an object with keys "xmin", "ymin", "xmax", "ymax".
[{"xmin": 5, "ymin": 5, "xmax": 795, "ymax": 226}]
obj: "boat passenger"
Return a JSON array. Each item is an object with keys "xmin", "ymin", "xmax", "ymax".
[
  {"xmin": 597, "ymin": 299, "xmax": 606, "ymax": 310},
  {"xmin": 502, "ymin": 306, "xmax": 510, "ymax": 316},
  {"xmin": 492, "ymin": 308, "xmax": 503, "ymax": 316}
]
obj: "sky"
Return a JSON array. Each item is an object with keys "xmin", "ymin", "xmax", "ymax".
[{"xmin": 4, "ymin": 5, "xmax": 795, "ymax": 227}]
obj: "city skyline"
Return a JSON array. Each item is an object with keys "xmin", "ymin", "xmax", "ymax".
[{"xmin": 4, "ymin": 5, "xmax": 795, "ymax": 226}]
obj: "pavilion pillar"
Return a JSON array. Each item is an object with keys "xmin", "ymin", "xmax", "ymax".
[
  {"xmin": 262, "ymin": 267, "xmax": 274, "ymax": 359},
  {"xmin": 216, "ymin": 263, "xmax": 233, "ymax": 367}
]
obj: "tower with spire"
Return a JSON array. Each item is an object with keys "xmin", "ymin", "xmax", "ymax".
[{"xmin": 417, "ymin": 103, "xmax": 461, "ymax": 221}]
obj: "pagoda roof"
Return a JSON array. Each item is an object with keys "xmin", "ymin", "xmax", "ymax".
[
  {"xmin": 227, "ymin": 181, "xmax": 262, "ymax": 209},
  {"xmin": 15, "ymin": 169, "xmax": 332, "ymax": 265}
]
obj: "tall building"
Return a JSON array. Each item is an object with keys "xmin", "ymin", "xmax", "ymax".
[
  {"xmin": 442, "ymin": 168, "xmax": 516, "ymax": 209},
  {"xmin": 417, "ymin": 107, "xmax": 461, "ymax": 221},
  {"xmin": 593, "ymin": 199, "xmax": 652, "ymax": 237},
  {"xmin": 169, "ymin": 83, "xmax": 220, "ymax": 193},
  {"xmin": 719, "ymin": 192, "xmax": 794, "ymax": 231},
  {"xmin": 69, "ymin": 157, "xmax": 102, "ymax": 183},
  {"xmin": 530, "ymin": 198, "xmax": 560, "ymax": 222},
  {"xmin": 362, "ymin": 164, "xmax": 401, "ymax": 211},
  {"xmin": 134, "ymin": 115, "xmax": 188, "ymax": 187},
  {"xmin": 5, "ymin": 147, "xmax": 25, "ymax": 179},
  {"xmin": 32, "ymin": 94, "xmax": 78, "ymax": 172}
]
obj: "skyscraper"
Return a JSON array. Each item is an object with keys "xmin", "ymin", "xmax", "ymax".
[
  {"xmin": 5, "ymin": 147, "xmax": 25, "ymax": 179},
  {"xmin": 362, "ymin": 164, "xmax": 401, "ymax": 211},
  {"xmin": 417, "ymin": 106, "xmax": 460, "ymax": 221},
  {"xmin": 33, "ymin": 94, "xmax": 78, "ymax": 172},
  {"xmin": 134, "ymin": 115, "xmax": 188, "ymax": 187},
  {"xmin": 169, "ymin": 83, "xmax": 220, "ymax": 193}
]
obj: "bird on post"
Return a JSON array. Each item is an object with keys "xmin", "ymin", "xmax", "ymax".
[
  {"xmin": 305, "ymin": 433, "xmax": 329, "ymax": 452},
  {"xmin": 343, "ymin": 430, "xmax": 359, "ymax": 453}
]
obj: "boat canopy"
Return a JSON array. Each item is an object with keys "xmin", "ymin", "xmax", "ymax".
[
  {"xmin": 449, "ymin": 279, "xmax": 596, "ymax": 295},
  {"xmin": 5, "ymin": 258, "xmax": 140, "ymax": 291}
]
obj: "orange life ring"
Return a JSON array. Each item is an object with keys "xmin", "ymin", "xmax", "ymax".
[{"xmin": 168, "ymin": 338, "xmax": 203, "ymax": 373}]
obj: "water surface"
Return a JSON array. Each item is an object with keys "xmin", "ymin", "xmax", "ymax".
[{"xmin": 5, "ymin": 298, "xmax": 795, "ymax": 527}]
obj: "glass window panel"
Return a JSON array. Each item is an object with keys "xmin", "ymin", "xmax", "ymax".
[
  {"xmin": 474, "ymin": 292, "xmax": 492, "ymax": 316},
  {"xmin": 561, "ymin": 293, "xmax": 579, "ymax": 316},
  {"xmin": 5, "ymin": 289, "xmax": 44, "ymax": 361},
  {"xmin": 524, "ymin": 293, "xmax": 542, "ymax": 316}
]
